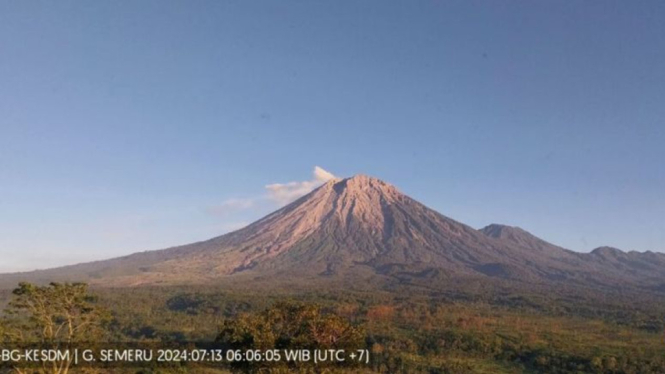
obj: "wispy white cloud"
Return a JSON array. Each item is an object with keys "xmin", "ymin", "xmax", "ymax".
[
  {"xmin": 206, "ymin": 198, "xmax": 256, "ymax": 216},
  {"xmin": 265, "ymin": 166, "xmax": 337, "ymax": 205},
  {"xmin": 206, "ymin": 166, "xmax": 338, "ymax": 217}
]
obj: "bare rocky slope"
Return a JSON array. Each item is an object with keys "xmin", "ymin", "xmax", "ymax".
[{"xmin": 1, "ymin": 175, "xmax": 663, "ymax": 291}]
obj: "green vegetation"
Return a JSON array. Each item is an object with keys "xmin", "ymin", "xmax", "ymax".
[
  {"xmin": 217, "ymin": 301, "xmax": 365, "ymax": 372},
  {"xmin": 1, "ymin": 281, "xmax": 664, "ymax": 373},
  {"xmin": 0, "ymin": 282, "xmax": 110, "ymax": 374},
  {"xmin": 1, "ymin": 282, "xmax": 110, "ymax": 344}
]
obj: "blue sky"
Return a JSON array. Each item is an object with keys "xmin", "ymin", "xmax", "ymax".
[{"xmin": 1, "ymin": 1, "xmax": 663, "ymax": 272}]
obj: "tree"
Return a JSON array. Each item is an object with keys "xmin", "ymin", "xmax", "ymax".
[
  {"xmin": 216, "ymin": 301, "xmax": 365, "ymax": 372},
  {"xmin": 1, "ymin": 282, "xmax": 110, "ymax": 374}
]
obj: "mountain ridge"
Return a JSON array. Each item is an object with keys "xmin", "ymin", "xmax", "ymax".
[{"xmin": 1, "ymin": 174, "xmax": 663, "ymax": 292}]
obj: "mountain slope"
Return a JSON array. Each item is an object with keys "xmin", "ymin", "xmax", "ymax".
[
  {"xmin": 1, "ymin": 175, "xmax": 663, "ymax": 291},
  {"xmin": 586, "ymin": 246, "xmax": 665, "ymax": 282},
  {"xmin": 478, "ymin": 224, "xmax": 665, "ymax": 287},
  {"xmin": 480, "ymin": 224, "xmax": 573, "ymax": 256}
]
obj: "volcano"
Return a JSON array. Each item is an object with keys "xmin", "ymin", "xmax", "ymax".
[{"xmin": 2, "ymin": 174, "xmax": 664, "ymax": 290}]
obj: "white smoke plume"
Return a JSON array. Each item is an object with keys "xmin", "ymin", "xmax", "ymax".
[
  {"xmin": 265, "ymin": 166, "xmax": 337, "ymax": 205},
  {"xmin": 206, "ymin": 166, "xmax": 338, "ymax": 216}
]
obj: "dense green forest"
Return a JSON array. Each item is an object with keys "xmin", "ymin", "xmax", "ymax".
[{"xmin": 1, "ymin": 281, "xmax": 664, "ymax": 373}]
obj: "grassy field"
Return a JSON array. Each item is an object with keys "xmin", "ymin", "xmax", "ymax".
[
  {"xmin": 1, "ymin": 280, "xmax": 664, "ymax": 373},
  {"xmin": 82, "ymin": 282, "xmax": 665, "ymax": 373}
]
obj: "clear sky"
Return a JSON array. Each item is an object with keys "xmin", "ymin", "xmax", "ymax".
[{"xmin": 1, "ymin": 1, "xmax": 664, "ymax": 272}]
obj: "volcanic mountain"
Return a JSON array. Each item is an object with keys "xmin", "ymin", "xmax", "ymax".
[{"xmin": 1, "ymin": 174, "xmax": 663, "ymax": 290}]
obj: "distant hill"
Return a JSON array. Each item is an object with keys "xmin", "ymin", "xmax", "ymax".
[{"xmin": 2, "ymin": 175, "xmax": 664, "ymax": 292}]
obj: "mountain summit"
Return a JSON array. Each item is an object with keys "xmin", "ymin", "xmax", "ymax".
[
  {"xmin": 210, "ymin": 174, "xmax": 551, "ymax": 278},
  {"xmin": 2, "ymin": 174, "xmax": 664, "ymax": 290}
]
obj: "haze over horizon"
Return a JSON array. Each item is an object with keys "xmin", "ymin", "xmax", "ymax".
[{"xmin": 1, "ymin": 1, "xmax": 664, "ymax": 272}]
